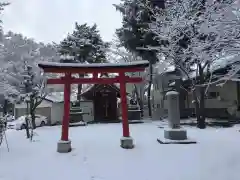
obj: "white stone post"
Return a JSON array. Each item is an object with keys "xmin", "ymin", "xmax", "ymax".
[
  {"xmin": 166, "ymin": 91, "xmax": 180, "ymax": 129},
  {"xmin": 157, "ymin": 91, "xmax": 196, "ymax": 144}
]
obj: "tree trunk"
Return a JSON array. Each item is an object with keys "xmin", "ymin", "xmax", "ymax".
[
  {"xmin": 30, "ymin": 111, "xmax": 36, "ymax": 129},
  {"xmin": 134, "ymin": 84, "xmax": 144, "ymax": 117},
  {"xmin": 25, "ymin": 102, "xmax": 30, "ymax": 139},
  {"xmin": 147, "ymin": 63, "xmax": 153, "ymax": 117},
  {"xmin": 25, "ymin": 117, "xmax": 30, "ymax": 138},
  {"xmin": 30, "ymin": 110, "xmax": 36, "ymax": 141},
  {"xmin": 77, "ymin": 74, "xmax": 84, "ymax": 101},
  {"xmin": 193, "ymin": 88, "xmax": 200, "ymax": 120},
  {"xmin": 197, "ymin": 86, "xmax": 206, "ymax": 129},
  {"xmin": 196, "ymin": 65, "xmax": 206, "ymax": 129},
  {"xmin": 3, "ymin": 99, "xmax": 8, "ymax": 116},
  {"xmin": 30, "ymin": 97, "xmax": 36, "ymax": 129}
]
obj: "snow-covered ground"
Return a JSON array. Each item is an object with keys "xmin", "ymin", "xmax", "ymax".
[{"xmin": 1, "ymin": 122, "xmax": 240, "ymax": 180}]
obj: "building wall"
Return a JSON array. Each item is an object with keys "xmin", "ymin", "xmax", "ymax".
[
  {"xmin": 15, "ymin": 100, "xmax": 52, "ymax": 109},
  {"xmin": 182, "ymin": 81, "xmax": 238, "ymax": 119},
  {"xmin": 152, "ymin": 73, "xmax": 179, "ymax": 120},
  {"xmin": 151, "ymin": 73, "xmax": 240, "ymax": 119},
  {"xmin": 47, "ymin": 84, "xmax": 64, "ymax": 92},
  {"xmin": 186, "ymin": 81, "xmax": 237, "ymax": 109},
  {"xmin": 50, "ymin": 101, "xmax": 94, "ymax": 124},
  {"xmin": 14, "ymin": 100, "xmax": 52, "ymax": 123},
  {"xmin": 14, "ymin": 107, "xmax": 52, "ymax": 124},
  {"xmin": 51, "ymin": 102, "xmax": 64, "ymax": 125},
  {"xmin": 80, "ymin": 101, "xmax": 94, "ymax": 122},
  {"xmin": 36, "ymin": 107, "xmax": 52, "ymax": 124},
  {"xmin": 47, "ymin": 84, "xmax": 77, "ymax": 93},
  {"xmin": 117, "ymin": 97, "xmax": 132, "ymax": 117},
  {"xmin": 126, "ymin": 72, "xmax": 145, "ymax": 96}
]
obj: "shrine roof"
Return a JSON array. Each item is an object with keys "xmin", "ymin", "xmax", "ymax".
[
  {"xmin": 38, "ymin": 61, "xmax": 149, "ymax": 70},
  {"xmin": 81, "ymin": 84, "xmax": 120, "ymax": 95},
  {"xmin": 81, "ymin": 84, "xmax": 122, "ymax": 99}
]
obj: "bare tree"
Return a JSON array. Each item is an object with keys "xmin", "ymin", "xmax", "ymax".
[{"xmin": 4, "ymin": 56, "xmax": 48, "ymax": 137}]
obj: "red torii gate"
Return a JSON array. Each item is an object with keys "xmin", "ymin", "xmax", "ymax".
[{"xmin": 38, "ymin": 61, "xmax": 149, "ymax": 153}]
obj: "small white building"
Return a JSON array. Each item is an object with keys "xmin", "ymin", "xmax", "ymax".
[
  {"xmin": 14, "ymin": 92, "xmax": 94, "ymax": 125},
  {"xmin": 14, "ymin": 100, "xmax": 53, "ymax": 125}
]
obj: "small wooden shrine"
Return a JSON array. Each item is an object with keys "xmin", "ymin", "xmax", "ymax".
[{"xmin": 81, "ymin": 84, "xmax": 121, "ymax": 122}]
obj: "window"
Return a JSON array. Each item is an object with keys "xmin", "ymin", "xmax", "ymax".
[{"xmin": 208, "ymin": 92, "xmax": 220, "ymax": 99}]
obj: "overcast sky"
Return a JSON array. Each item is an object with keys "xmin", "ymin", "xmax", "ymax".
[{"xmin": 1, "ymin": 0, "xmax": 122, "ymax": 44}]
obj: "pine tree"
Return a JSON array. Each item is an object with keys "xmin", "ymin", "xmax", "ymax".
[
  {"xmin": 0, "ymin": 2, "xmax": 9, "ymax": 26},
  {"xmin": 58, "ymin": 23, "xmax": 109, "ymax": 100},
  {"xmin": 0, "ymin": 2, "xmax": 9, "ymax": 41},
  {"xmin": 114, "ymin": 0, "xmax": 165, "ymax": 117}
]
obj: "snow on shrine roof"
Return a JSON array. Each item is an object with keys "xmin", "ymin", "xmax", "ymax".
[
  {"xmin": 81, "ymin": 84, "xmax": 121, "ymax": 97},
  {"xmin": 38, "ymin": 61, "xmax": 149, "ymax": 69}
]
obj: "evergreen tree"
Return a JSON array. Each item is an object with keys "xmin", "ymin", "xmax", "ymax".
[
  {"xmin": 114, "ymin": 0, "xmax": 165, "ymax": 117},
  {"xmin": 0, "ymin": 2, "xmax": 10, "ymax": 61},
  {"xmin": 0, "ymin": 2, "xmax": 9, "ymax": 27},
  {"xmin": 58, "ymin": 23, "xmax": 109, "ymax": 100}
]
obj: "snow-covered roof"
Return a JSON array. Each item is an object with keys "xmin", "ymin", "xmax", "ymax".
[
  {"xmin": 210, "ymin": 54, "xmax": 239, "ymax": 72},
  {"xmin": 38, "ymin": 61, "xmax": 149, "ymax": 69},
  {"xmin": 81, "ymin": 84, "xmax": 120, "ymax": 96},
  {"xmin": 182, "ymin": 55, "xmax": 240, "ymax": 80},
  {"xmin": 154, "ymin": 61, "xmax": 176, "ymax": 76},
  {"xmin": 45, "ymin": 92, "xmax": 77, "ymax": 103},
  {"xmin": 155, "ymin": 54, "xmax": 240, "ymax": 81},
  {"xmin": 80, "ymin": 74, "xmax": 121, "ymax": 94}
]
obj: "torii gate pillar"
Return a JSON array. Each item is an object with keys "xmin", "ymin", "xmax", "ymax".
[
  {"xmin": 119, "ymin": 72, "xmax": 133, "ymax": 148},
  {"xmin": 57, "ymin": 73, "xmax": 72, "ymax": 153}
]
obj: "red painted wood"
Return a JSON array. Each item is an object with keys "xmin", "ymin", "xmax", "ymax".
[
  {"xmin": 41, "ymin": 67, "xmax": 145, "ymax": 74},
  {"xmin": 93, "ymin": 72, "xmax": 98, "ymax": 78},
  {"xmin": 119, "ymin": 72, "xmax": 130, "ymax": 137},
  {"xmin": 47, "ymin": 77, "xmax": 143, "ymax": 84},
  {"xmin": 61, "ymin": 73, "xmax": 71, "ymax": 141}
]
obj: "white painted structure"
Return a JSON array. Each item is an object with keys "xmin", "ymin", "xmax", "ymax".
[
  {"xmin": 14, "ymin": 99, "xmax": 64, "ymax": 125},
  {"xmin": 14, "ymin": 100, "xmax": 53, "ymax": 125},
  {"xmin": 79, "ymin": 101, "xmax": 94, "ymax": 122},
  {"xmin": 14, "ymin": 92, "xmax": 94, "ymax": 125}
]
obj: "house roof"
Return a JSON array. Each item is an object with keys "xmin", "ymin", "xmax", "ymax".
[
  {"xmin": 156, "ymin": 55, "xmax": 240, "ymax": 81},
  {"xmin": 181, "ymin": 55, "xmax": 240, "ymax": 80}
]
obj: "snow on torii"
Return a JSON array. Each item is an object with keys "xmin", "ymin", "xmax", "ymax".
[{"xmin": 38, "ymin": 60, "xmax": 149, "ymax": 153}]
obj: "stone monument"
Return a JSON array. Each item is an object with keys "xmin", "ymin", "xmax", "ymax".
[{"xmin": 157, "ymin": 91, "xmax": 196, "ymax": 144}]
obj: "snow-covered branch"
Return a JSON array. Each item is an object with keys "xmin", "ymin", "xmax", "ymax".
[{"xmin": 142, "ymin": 0, "xmax": 240, "ymax": 86}]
